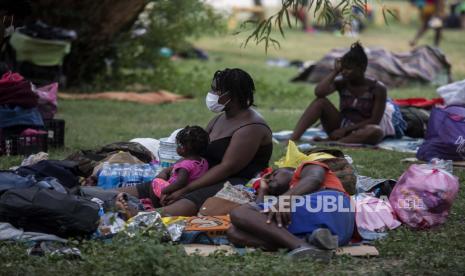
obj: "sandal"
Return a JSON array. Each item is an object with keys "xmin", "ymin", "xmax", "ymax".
[{"xmin": 287, "ymin": 245, "xmax": 333, "ymax": 263}]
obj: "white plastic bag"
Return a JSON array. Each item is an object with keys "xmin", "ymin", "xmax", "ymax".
[{"xmin": 437, "ymin": 79, "xmax": 465, "ymax": 106}]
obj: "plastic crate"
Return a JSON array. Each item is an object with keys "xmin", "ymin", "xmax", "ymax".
[
  {"xmin": 0, "ymin": 134, "xmax": 48, "ymax": 156},
  {"xmin": 44, "ymin": 119, "xmax": 65, "ymax": 148}
]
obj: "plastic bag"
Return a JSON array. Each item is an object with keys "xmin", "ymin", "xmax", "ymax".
[
  {"xmin": 125, "ymin": 211, "xmax": 186, "ymax": 241},
  {"xmin": 161, "ymin": 216, "xmax": 187, "ymax": 242},
  {"xmin": 32, "ymin": 82, "xmax": 58, "ymax": 120},
  {"xmin": 417, "ymin": 106, "xmax": 465, "ymax": 161},
  {"xmin": 389, "ymin": 164, "xmax": 459, "ymax": 229},
  {"xmin": 275, "ymin": 141, "xmax": 335, "ymax": 168},
  {"xmin": 437, "ymin": 79, "xmax": 465, "ymax": 106}
]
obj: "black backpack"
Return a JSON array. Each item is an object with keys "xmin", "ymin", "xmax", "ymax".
[
  {"xmin": 399, "ymin": 107, "xmax": 430, "ymax": 138},
  {"xmin": 0, "ymin": 186, "xmax": 100, "ymax": 238},
  {"xmin": 16, "ymin": 160, "xmax": 80, "ymax": 189}
]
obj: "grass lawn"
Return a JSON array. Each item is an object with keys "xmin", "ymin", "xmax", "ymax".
[{"xmin": 1, "ymin": 24, "xmax": 465, "ymax": 274}]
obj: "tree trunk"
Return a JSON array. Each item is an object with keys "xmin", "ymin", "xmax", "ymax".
[{"xmin": 31, "ymin": 0, "xmax": 147, "ymax": 86}]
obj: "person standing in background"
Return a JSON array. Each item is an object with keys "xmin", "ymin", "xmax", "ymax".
[{"xmin": 410, "ymin": 0, "xmax": 445, "ymax": 47}]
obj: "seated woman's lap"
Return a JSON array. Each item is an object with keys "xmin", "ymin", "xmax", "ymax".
[
  {"xmin": 135, "ymin": 177, "xmax": 248, "ymax": 215},
  {"xmin": 182, "ymin": 177, "xmax": 248, "ymax": 209}
]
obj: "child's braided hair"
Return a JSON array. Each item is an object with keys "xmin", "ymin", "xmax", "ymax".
[{"xmin": 176, "ymin": 125, "xmax": 209, "ymax": 156}]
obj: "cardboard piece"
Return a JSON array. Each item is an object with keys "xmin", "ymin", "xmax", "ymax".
[
  {"xmin": 335, "ymin": 245, "xmax": 379, "ymax": 257},
  {"xmin": 183, "ymin": 244, "xmax": 238, "ymax": 256},
  {"xmin": 184, "ymin": 215, "xmax": 231, "ymax": 237},
  {"xmin": 183, "ymin": 244, "xmax": 378, "ymax": 257}
]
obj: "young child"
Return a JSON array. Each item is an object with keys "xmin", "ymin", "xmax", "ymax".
[{"xmin": 152, "ymin": 125, "xmax": 209, "ymax": 206}]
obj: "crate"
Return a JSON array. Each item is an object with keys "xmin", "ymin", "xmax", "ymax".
[
  {"xmin": 0, "ymin": 134, "xmax": 48, "ymax": 156},
  {"xmin": 44, "ymin": 119, "xmax": 65, "ymax": 148}
]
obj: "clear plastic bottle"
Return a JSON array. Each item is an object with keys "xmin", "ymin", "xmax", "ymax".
[
  {"xmin": 97, "ymin": 162, "xmax": 111, "ymax": 189},
  {"xmin": 118, "ymin": 163, "xmax": 128, "ymax": 187},
  {"xmin": 143, "ymin": 163, "xmax": 157, "ymax": 183},
  {"xmin": 108, "ymin": 163, "xmax": 122, "ymax": 189}
]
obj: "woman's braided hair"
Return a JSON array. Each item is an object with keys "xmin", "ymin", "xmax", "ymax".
[
  {"xmin": 212, "ymin": 68, "xmax": 255, "ymax": 109},
  {"xmin": 341, "ymin": 41, "xmax": 368, "ymax": 72}
]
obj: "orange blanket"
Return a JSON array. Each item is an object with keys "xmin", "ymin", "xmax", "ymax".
[{"xmin": 59, "ymin": 90, "xmax": 189, "ymax": 104}]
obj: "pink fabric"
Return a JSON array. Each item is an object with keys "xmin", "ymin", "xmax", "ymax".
[
  {"xmin": 355, "ymin": 195, "xmax": 401, "ymax": 232},
  {"xmin": 33, "ymin": 82, "xmax": 58, "ymax": 119},
  {"xmin": 20, "ymin": 128, "xmax": 47, "ymax": 136},
  {"xmin": 0, "ymin": 71, "xmax": 24, "ymax": 84},
  {"xmin": 140, "ymin": 198, "xmax": 156, "ymax": 211},
  {"xmin": 151, "ymin": 178, "xmax": 171, "ymax": 198},
  {"xmin": 389, "ymin": 164, "xmax": 459, "ymax": 229},
  {"xmin": 168, "ymin": 159, "xmax": 208, "ymax": 183},
  {"xmin": 151, "ymin": 158, "xmax": 209, "ymax": 198}
]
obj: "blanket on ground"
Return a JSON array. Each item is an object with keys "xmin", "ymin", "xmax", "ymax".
[
  {"xmin": 59, "ymin": 91, "xmax": 189, "ymax": 105},
  {"xmin": 273, "ymin": 128, "xmax": 423, "ymax": 154},
  {"xmin": 292, "ymin": 46, "xmax": 451, "ymax": 88}
]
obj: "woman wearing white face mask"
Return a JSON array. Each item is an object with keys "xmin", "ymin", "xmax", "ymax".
[{"xmin": 143, "ymin": 68, "xmax": 273, "ymax": 216}]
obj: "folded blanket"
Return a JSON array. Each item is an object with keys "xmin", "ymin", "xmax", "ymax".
[{"xmin": 0, "ymin": 78, "xmax": 38, "ymax": 108}]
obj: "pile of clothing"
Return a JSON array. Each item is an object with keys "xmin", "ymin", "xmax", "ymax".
[
  {"xmin": 9, "ymin": 21, "xmax": 76, "ymax": 86},
  {"xmin": 0, "ymin": 71, "xmax": 58, "ymax": 155}
]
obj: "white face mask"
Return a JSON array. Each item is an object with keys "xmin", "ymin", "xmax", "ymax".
[{"xmin": 205, "ymin": 91, "xmax": 230, "ymax": 113}]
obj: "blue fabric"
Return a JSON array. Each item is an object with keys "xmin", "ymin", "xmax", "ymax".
[
  {"xmin": 180, "ymin": 231, "xmax": 229, "ymax": 245},
  {"xmin": 0, "ymin": 105, "xmax": 44, "ymax": 128},
  {"xmin": 0, "ymin": 172, "xmax": 36, "ymax": 193},
  {"xmin": 389, "ymin": 100, "xmax": 407, "ymax": 139},
  {"xmin": 262, "ymin": 190, "xmax": 355, "ymax": 246}
]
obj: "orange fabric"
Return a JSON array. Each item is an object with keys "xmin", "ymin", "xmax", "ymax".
[{"xmin": 289, "ymin": 161, "xmax": 346, "ymax": 193}]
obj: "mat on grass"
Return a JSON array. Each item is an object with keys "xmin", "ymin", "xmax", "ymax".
[
  {"xmin": 59, "ymin": 91, "xmax": 189, "ymax": 104},
  {"xmin": 273, "ymin": 128, "xmax": 423, "ymax": 154}
]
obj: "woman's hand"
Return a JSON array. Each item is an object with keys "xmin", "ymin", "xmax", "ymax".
[
  {"xmin": 264, "ymin": 203, "xmax": 291, "ymax": 228},
  {"xmin": 329, "ymin": 128, "xmax": 347, "ymax": 140},
  {"xmin": 161, "ymin": 186, "xmax": 189, "ymax": 206}
]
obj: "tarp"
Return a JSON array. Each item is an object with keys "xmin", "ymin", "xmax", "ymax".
[{"xmin": 292, "ymin": 46, "xmax": 451, "ymax": 87}]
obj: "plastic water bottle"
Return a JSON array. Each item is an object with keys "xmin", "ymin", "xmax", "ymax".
[
  {"xmin": 122, "ymin": 164, "xmax": 140, "ymax": 187},
  {"xmin": 142, "ymin": 164, "xmax": 157, "ymax": 183},
  {"xmin": 97, "ymin": 162, "xmax": 111, "ymax": 189},
  {"xmin": 109, "ymin": 163, "xmax": 122, "ymax": 189},
  {"xmin": 120, "ymin": 163, "xmax": 130, "ymax": 187},
  {"xmin": 135, "ymin": 164, "xmax": 144, "ymax": 184}
]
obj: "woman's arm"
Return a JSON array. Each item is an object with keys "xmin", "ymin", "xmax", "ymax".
[
  {"xmin": 282, "ymin": 165, "xmax": 325, "ymax": 196},
  {"xmin": 185, "ymin": 125, "xmax": 267, "ymax": 193},
  {"xmin": 314, "ymin": 58, "xmax": 342, "ymax": 98},
  {"xmin": 265, "ymin": 164, "xmax": 325, "ymax": 227},
  {"xmin": 255, "ymin": 179, "xmax": 270, "ymax": 203}
]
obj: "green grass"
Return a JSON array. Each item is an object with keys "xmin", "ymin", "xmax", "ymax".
[{"xmin": 1, "ymin": 24, "xmax": 465, "ymax": 274}]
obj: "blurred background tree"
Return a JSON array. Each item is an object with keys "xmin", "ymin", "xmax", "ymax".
[{"xmin": 30, "ymin": 0, "xmax": 223, "ymax": 87}]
